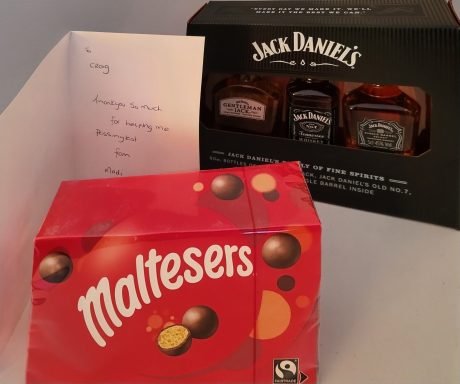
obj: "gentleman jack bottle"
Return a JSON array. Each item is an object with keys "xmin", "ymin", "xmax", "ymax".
[
  {"xmin": 212, "ymin": 74, "xmax": 282, "ymax": 136},
  {"xmin": 342, "ymin": 84, "xmax": 421, "ymax": 155},
  {"xmin": 287, "ymin": 78, "xmax": 339, "ymax": 144}
]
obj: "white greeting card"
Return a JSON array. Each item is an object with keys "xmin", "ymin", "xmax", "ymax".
[{"xmin": 0, "ymin": 31, "xmax": 204, "ymax": 357}]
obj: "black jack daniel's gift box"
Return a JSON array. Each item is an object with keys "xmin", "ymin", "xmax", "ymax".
[{"xmin": 187, "ymin": 0, "xmax": 460, "ymax": 228}]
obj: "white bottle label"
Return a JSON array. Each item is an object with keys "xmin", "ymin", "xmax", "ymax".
[{"xmin": 219, "ymin": 98, "xmax": 266, "ymax": 121}]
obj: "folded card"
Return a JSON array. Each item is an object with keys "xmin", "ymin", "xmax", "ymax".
[{"xmin": 0, "ymin": 31, "xmax": 204, "ymax": 354}]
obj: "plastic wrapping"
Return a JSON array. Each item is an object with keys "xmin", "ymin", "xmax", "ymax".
[{"xmin": 27, "ymin": 162, "xmax": 321, "ymax": 383}]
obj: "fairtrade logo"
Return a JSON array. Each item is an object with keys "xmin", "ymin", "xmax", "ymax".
[{"xmin": 273, "ymin": 359, "xmax": 299, "ymax": 383}]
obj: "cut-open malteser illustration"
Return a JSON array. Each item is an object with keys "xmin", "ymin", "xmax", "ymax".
[
  {"xmin": 157, "ymin": 305, "xmax": 219, "ymax": 356},
  {"xmin": 157, "ymin": 325, "xmax": 192, "ymax": 356}
]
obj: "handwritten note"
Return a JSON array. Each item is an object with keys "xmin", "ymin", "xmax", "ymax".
[
  {"xmin": 70, "ymin": 31, "xmax": 204, "ymax": 179},
  {"xmin": 0, "ymin": 30, "xmax": 204, "ymax": 362}
]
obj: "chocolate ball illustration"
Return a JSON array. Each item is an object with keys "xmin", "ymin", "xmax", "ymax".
[
  {"xmin": 263, "ymin": 190, "xmax": 280, "ymax": 202},
  {"xmin": 211, "ymin": 174, "xmax": 244, "ymax": 200},
  {"xmin": 39, "ymin": 252, "xmax": 73, "ymax": 283},
  {"xmin": 157, "ymin": 325, "xmax": 192, "ymax": 356},
  {"xmin": 262, "ymin": 233, "xmax": 301, "ymax": 269},
  {"xmin": 182, "ymin": 305, "xmax": 219, "ymax": 339},
  {"xmin": 277, "ymin": 275, "xmax": 296, "ymax": 291}
]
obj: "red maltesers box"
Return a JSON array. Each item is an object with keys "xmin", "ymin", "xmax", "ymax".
[{"xmin": 27, "ymin": 162, "xmax": 321, "ymax": 383}]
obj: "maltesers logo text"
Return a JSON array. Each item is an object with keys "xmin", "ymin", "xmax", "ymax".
[
  {"xmin": 77, "ymin": 245, "xmax": 253, "ymax": 347},
  {"xmin": 252, "ymin": 32, "xmax": 362, "ymax": 68}
]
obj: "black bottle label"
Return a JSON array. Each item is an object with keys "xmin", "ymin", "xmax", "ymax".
[
  {"xmin": 358, "ymin": 119, "xmax": 405, "ymax": 151},
  {"xmin": 289, "ymin": 108, "xmax": 332, "ymax": 144}
]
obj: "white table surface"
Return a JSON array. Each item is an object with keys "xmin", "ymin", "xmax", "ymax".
[{"xmin": 1, "ymin": 1, "xmax": 459, "ymax": 383}]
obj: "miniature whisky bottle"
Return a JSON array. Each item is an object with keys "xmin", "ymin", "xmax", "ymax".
[
  {"xmin": 342, "ymin": 84, "xmax": 421, "ymax": 155},
  {"xmin": 287, "ymin": 78, "xmax": 339, "ymax": 144},
  {"xmin": 212, "ymin": 74, "xmax": 282, "ymax": 136}
]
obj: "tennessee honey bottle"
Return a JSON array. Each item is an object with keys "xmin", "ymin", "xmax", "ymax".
[{"xmin": 342, "ymin": 84, "xmax": 421, "ymax": 155}]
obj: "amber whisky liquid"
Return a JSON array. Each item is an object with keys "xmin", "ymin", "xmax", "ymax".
[
  {"xmin": 212, "ymin": 74, "xmax": 282, "ymax": 135},
  {"xmin": 342, "ymin": 84, "xmax": 421, "ymax": 155},
  {"xmin": 287, "ymin": 78, "xmax": 339, "ymax": 144}
]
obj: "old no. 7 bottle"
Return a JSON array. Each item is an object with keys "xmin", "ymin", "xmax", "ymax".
[{"xmin": 287, "ymin": 78, "xmax": 339, "ymax": 144}]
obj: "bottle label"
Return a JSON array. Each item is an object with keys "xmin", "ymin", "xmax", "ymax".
[
  {"xmin": 289, "ymin": 108, "xmax": 332, "ymax": 144},
  {"xmin": 358, "ymin": 119, "xmax": 404, "ymax": 151},
  {"xmin": 219, "ymin": 98, "xmax": 266, "ymax": 121}
]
